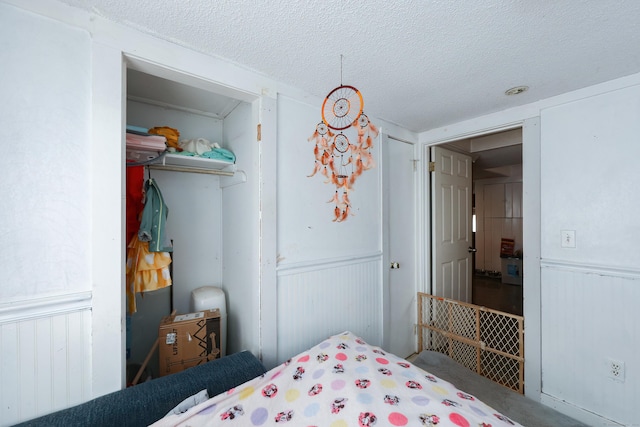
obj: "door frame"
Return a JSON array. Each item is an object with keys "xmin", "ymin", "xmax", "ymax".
[
  {"xmin": 420, "ymin": 118, "xmax": 541, "ymax": 399},
  {"xmin": 91, "ymin": 40, "xmax": 273, "ymax": 394}
]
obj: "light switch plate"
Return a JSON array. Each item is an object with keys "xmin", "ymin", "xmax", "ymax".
[{"xmin": 561, "ymin": 230, "xmax": 576, "ymax": 248}]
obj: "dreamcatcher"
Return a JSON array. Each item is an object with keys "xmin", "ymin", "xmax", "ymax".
[{"xmin": 308, "ymin": 82, "xmax": 378, "ymax": 222}]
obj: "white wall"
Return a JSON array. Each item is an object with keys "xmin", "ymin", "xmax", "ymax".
[
  {"xmin": 538, "ymin": 87, "xmax": 640, "ymax": 426},
  {"xmin": 420, "ymin": 78, "xmax": 640, "ymax": 426},
  {"xmin": 540, "ymin": 86, "xmax": 640, "ymax": 267},
  {"xmin": 0, "ymin": 3, "xmax": 94, "ymax": 424},
  {"xmin": 0, "ymin": 2, "xmax": 91, "ymax": 301},
  {"xmin": 276, "ymin": 95, "xmax": 382, "ymax": 264},
  {"xmin": 222, "ymin": 99, "xmax": 262, "ymax": 357},
  {"xmin": 274, "ymin": 94, "xmax": 384, "ymax": 363},
  {"xmin": 1, "ymin": 0, "xmax": 273, "ymax": 421},
  {"xmin": 540, "ymin": 265, "xmax": 639, "ymax": 426},
  {"xmin": 0, "ymin": 304, "xmax": 92, "ymax": 423}
]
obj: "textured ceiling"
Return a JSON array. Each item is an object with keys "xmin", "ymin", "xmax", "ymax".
[{"xmin": 58, "ymin": 0, "xmax": 640, "ymax": 133}]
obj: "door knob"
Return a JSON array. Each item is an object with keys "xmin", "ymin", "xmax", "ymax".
[
  {"xmin": 468, "ymin": 247, "xmax": 477, "ymax": 253},
  {"xmin": 390, "ymin": 262, "xmax": 400, "ymax": 269}
]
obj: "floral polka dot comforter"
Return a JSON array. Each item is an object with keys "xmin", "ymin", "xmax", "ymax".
[{"xmin": 152, "ymin": 331, "xmax": 522, "ymax": 426}]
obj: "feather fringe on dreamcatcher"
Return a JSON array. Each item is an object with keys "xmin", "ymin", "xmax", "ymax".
[{"xmin": 308, "ymin": 85, "xmax": 378, "ymax": 222}]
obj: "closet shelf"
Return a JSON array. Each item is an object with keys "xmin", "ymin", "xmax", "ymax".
[{"xmin": 146, "ymin": 153, "xmax": 237, "ymax": 176}]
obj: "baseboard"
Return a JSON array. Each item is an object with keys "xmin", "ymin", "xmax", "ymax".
[{"xmin": 540, "ymin": 393, "xmax": 624, "ymax": 426}]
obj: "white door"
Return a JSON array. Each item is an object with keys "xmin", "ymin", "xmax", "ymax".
[
  {"xmin": 384, "ymin": 135, "xmax": 416, "ymax": 357},
  {"xmin": 431, "ymin": 146, "xmax": 472, "ymax": 302}
]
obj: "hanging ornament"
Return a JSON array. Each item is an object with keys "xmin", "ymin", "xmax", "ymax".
[{"xmin": 307, "ymin": 57, "xmax": 378, "ymax": 222}]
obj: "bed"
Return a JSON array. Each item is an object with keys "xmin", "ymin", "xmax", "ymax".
[
  {"xmin": 152, "ymin": 331, "xmax": 525, "ymax": 426},
  {"xmin": 149, "ymin": 292, "xmax": 587, "ymax": 427},
  {"xmin": 18, "ymin": 298, "xmax": 584, "ymax": 426}
]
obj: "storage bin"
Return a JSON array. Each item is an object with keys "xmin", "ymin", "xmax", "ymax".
[{"xmin": 501, "ymin": 257, "xmax": 523, "ymax": 285}]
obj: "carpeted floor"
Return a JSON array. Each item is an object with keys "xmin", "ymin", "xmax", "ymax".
[{"xmin": 412, "ymin": 350, "xmax": 588, "ymax": 427}]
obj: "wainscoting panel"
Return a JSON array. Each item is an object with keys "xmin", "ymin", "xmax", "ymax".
[
  {"xmin": 540, "ymin": 262, "xmax": 639, "ymax": 426},
  {"xmin": 0, "ymin": 293, "xmax": 92, "ymax": 426},
  {"xmin": 276, "ymin": 255, "xmax": 382, "ymax": 363}
]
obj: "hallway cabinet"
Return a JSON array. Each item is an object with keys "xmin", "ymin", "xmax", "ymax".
[{"xmin": 475, "ymin": 181, "xmax": 523, "ymax": 273}]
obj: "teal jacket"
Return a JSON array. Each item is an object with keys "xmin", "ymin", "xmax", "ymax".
[{"xmin": 138, "ymin": 178, "xmax": 173, "ymax": 252}]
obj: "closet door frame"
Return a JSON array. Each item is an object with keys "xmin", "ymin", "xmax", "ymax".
[{"xmin": 91, "ymin": 38, "xmax": 276, "ymax": 394}]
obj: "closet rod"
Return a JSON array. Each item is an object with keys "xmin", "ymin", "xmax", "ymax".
[{"xmin": 147, "ymin": 164, "xmax": 234, "ymax": 176}]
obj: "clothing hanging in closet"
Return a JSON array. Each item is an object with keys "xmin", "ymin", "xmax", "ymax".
[
  {"xmin": 126, "ymin": 235, "xmax": 172, "ymax": 314},
  {"xmin": 138, "ymin": 178, "xmax": 173, "ymax": 253},
  {"xmin": 125, "ymin": 175, "xmax": 173, "ymax": 314}
]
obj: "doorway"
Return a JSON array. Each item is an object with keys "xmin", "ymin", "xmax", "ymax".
[{"xmin": 431, "ymin": 128, "xmax": 523, "ymax": 316}]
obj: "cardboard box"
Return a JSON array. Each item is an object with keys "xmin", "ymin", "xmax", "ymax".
[{"xmin": 158, "ymin": 309, "xmax": 221, "ymax": 376}]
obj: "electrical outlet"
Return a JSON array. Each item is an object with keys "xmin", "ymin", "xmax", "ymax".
[{"xmin": 607, "ymin": 358, "xmax": 625, "ymax": 382}]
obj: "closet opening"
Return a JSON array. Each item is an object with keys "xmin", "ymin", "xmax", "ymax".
[{"xmin": 122, "ymin": 58, "xmax": 259, "ymax": 382}]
